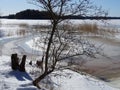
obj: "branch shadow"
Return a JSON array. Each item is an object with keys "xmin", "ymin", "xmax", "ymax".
[{"xmin": 8, "ymin": 70, "xmax": 33, "ymax": 81}]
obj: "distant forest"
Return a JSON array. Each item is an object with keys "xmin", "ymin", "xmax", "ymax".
[{"xmin": 0, "ymin": 9, "xmax": 120, "ymax": 20}]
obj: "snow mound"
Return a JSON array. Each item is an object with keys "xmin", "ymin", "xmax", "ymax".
[{"xmin": 51, "ymin": 70, "xmax": 119, "ymax": 90}]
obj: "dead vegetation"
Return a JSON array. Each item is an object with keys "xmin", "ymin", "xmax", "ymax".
[
  {"xmin": 17, "ymin": 29, "xmax": 26, "ymax": 36},
  {"xmin": 78, "ymin": 23, "xmax": 98, "ymax": 34},
  {"xmin": 83, "ymin": 23, "xmax": 117, "ymax": 37},
  {"xmin": 19, "ymin": 23, "xmax": 29, "ymax": 28},
  {"xmin": 61, "ymin": 22, "xmax": 118, "ymax": 38}
]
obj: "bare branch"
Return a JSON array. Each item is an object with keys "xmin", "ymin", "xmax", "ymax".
[{"xmin": 31, "ymin": 0, "xmax": 107, "ymax": 88}]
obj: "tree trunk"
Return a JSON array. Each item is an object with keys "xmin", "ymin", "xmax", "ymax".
[
  {"xmin": 33, "ymin": 72, "xmax": 47, "ymax": 89},
  {"xmin": 45, "ymin": 22, "xmax": 57, "ymax": 72},
  {"xmin": 19, "ymin": 55, "xmax": 27, "ymax": 72},
  {"xmin": 33, "ymin": 70, "xmax": 53, "ymax": 89},
  {"xmin": 11, "ymin": 53, "xmax": 19, "ymax": 70},
  {"xmin": 33, "ymin": 21, "xmax": 57, "ymax": 89}
]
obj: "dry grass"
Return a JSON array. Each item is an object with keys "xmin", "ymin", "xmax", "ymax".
[
  {"xmin": 17, "ymin": 29, "xmax": 26, "ymax": 36},
  {"xmin": 5, "ymin": 21, "xmax": 117, "ymax": 38},
  {"xmin": 7, "ymin": 31, "xmax": 13, "ymax": 36},
  {"xmin": 19, "ymin": 23, "xmax": 29, "ymax": 28},
  {"xmin": 66, "ymin": 22, "xmax": 118, "ymax": 37},
  {"xmin": 59, "ymin": 22, "xmax": 113, "ymax": 35},
  {"xmin": 78, "ymin": 23, "xmax": 98, "ymax": 34}
]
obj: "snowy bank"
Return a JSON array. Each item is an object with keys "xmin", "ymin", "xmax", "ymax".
[
  {"xmin": 51, "ymin": 69, "xmax": 119, "ymax": 90},
  {"xmin": 0, "ymin": 55, "xmax": 119, "ymax": 90}
]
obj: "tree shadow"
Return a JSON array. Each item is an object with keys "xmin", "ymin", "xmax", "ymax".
[
  {"xmin": 17, "ymin": 87, "xmax": 37, "ymax": 90},
  {"xmin": 18, "ymin": 83, "xmax": 45, "ymax": 90},
  {"xmin": 8, "ymin": 70, "xmax": 33, "ymax": 81},
  {"xmin": 17, "ymin": 87, "xmax": 45, "ymax": 90}
]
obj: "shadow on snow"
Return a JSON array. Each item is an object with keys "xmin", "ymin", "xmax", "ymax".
[{"xmin": 8, "ymin": 70, "xmax": 33, "ymax": 81}]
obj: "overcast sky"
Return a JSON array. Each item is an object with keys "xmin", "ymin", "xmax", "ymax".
[{"xmin": 0, "ymin": 0, "xmax": 120, "ymax": 16}]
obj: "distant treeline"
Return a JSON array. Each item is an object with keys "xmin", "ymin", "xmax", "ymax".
[
  {"xmin": 1, "ymin": 9, "xmax": 50, "ymax": 19},
  {"xmin": 0, "ymin": 9, "xmax": 120, "ymax": 20}
]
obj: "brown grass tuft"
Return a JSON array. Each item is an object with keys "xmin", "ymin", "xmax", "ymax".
[{"xmin": 78, "ymin": 23, "xmax": 98, "ymax": 34}]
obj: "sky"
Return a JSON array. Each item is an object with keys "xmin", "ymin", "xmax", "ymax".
[{"xmin": 0, "ymin": 0, "xmax": 120, "ymax": 16}]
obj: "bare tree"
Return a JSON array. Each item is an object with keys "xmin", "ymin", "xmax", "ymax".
[{"xmin": 29, "ymin": 0, "xmax": 107, "ymax": 88}]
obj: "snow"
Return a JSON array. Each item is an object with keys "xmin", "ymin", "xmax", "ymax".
[
  {"xmin": 115, "ymin": 34, "xmax": 120, "ymax": 40},
  {"xmin": 0, "ymin": 25, "xmax": 20, "ymax": 36},
  {"xmin": 0, "ymin": 55, "xmax": 37, "ymax": 90},
  {"xmin": 25, "ymin": 37, "xmax": 45, "ymax": 52},
  {"xmin": 0, "ymin": 19, "xmax": 120, "ymax": 90},
  {"xmin": 0, "ymin": 55, "xmax": 119, "ymax": 90},
  {"xmin": 1, "ymin": 19, "xmax": 50, "ymax": 25},
  {"xmin": 1, "ymin": 19, "xmax": 120, "ymax": 27},
  {"xmin": 51, "ymin": 70, "xmax": 119, "ymax": 90},
  {"xmin": 0, "ymin": 35, "xmax": 119, "ymax": 90}
]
